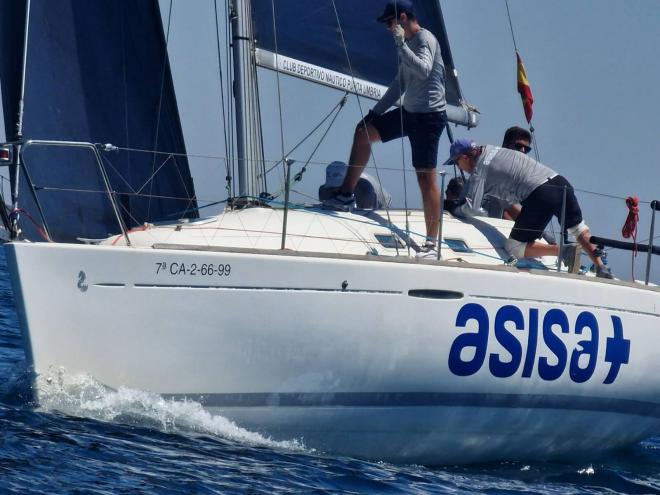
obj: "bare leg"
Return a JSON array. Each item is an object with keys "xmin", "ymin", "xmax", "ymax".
[
  {"xmin": 341, "ymin": 124, "xmax": 381, "ymax": 195},
  {"xmin": 416, "ymin": 168, "xmax": 440, "ymax": 240},
  {"xmin": 523, "ymin": 241, "xmax": 558, "ymax": 258},
  {"xmin": 523, "ymin": 231, "xmax": 604, "ymax": 269}
]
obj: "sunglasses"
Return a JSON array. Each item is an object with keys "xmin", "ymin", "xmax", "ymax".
[{"xmin": 512, "ymin": 142, "xmax": 532, "ymax": 154}]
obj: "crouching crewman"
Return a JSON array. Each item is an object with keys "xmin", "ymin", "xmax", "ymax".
[{"xmin": 445, "ymin": 138, "xmax": 613, "ymax": 278}]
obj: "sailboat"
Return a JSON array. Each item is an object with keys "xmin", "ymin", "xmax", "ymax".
[{"xmin": 1, "ymin": 0, "xmax": 659, "ymax": 465}]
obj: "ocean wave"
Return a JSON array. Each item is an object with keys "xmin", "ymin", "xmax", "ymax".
[{"xmin": 34, "ymin": 368, "xmax": 309, "ymax": 453}]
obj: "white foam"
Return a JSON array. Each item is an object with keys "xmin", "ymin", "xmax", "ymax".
[
  {"xmin": 577, "ymin": 465, "xmax": 595, "ymax": 475},
  {"xmin": 35, "ymin": 368, "xmax": 308, "ymax": 452}
]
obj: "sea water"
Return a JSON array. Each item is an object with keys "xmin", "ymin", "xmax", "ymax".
[{"xmin": 1, "ymin": 250, "xmax": 659, "ymax": 494}]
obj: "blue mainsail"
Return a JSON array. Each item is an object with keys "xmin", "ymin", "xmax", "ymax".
[
  {"xmin": 0, "ymin": 0, "xmax": 197, "ymax": 242},
  {"xmin": 252, "ymin": 0, "xmax": 477, "ymax": 127}
]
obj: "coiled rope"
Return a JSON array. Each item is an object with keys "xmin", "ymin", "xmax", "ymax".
[{"xmin": 622, "ymin": 195, "xmax": 639, "ymax": 278}]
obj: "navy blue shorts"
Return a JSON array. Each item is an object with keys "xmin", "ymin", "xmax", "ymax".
[
  {"xmin": 510, "ymin": 175, "xmax": 583, "ymax": 243},
  {"xmin": 372, "ymin": 108, "xmax": 447, "ymax": 169}
]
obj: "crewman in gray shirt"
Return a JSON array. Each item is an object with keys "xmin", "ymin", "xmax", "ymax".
[
  {"xmin": 445, "ymin": 138, "xmax": 613, "ymax": 278},
  {"xmin": 323, "ymin": 0, "xmax": 447, "ymax": 258}
]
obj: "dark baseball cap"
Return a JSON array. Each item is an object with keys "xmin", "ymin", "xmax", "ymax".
[{"xmin": 376, "ymin": 0, "xmax": 414, "ymax": 23}]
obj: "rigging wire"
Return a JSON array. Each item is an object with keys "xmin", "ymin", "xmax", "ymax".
[
  {"xmin": 248, "ymin": 0, "xmax": 262, "ymax": 195},
  {"xmin": 329, "ymin": 0, "xmax": 399, "ymax": 256},
  {"xmin": 393, "ymin": 3, "xmax": 411, "ymax": 256},
  {"xmin": 291, "ymin": 98, "xmax": 346, "ymax": 186},
  {"xmin": 270, "ymin": 95, "xmax": 347, "ymax": 199},
  {"xmin": 504, "ymin": 0, "xmax": 518, "ymax": 52},
  {"xmin": 253, "ymin": 69, "xmax": 268, "ymax": 193},
  {"xmin": 262, "ymin": 94, "xmax": 347, "ymax": 178},
  {"xmin": 16, "ymin": 0, "xmax": 31, "ymax": 139},
  {"xmin": 213, "ymin": 0, "xmax": 232, "ymax": 198},
  {"xmin": 240, "ymin": 2, "xmax": 254, "ymax": 195},
  {"xmin": 246, "ymin": 0, "xmax": 265, "ymax": 196},
  {"xmin": 107, "ymin": 143, "xmax": 659, "ymax": 203},
  {"xmin": 9, "ymin": 0, "xmax": 33, "ymax": 237},
  {"xmin": 147, "ymin": 0, "xmax": 174, "ymax": 221},
  {"xmin": 505, "ymin": 0, "xmax": 541, "ymax": 161},
  {"xmin": 505, "ymin": 0, "xmax": 558, "ymax": 239},
  {"xmin": 226, "ymin": 0, "xmax": 236, "ymax": 199},
  {"xmin": 120, "ymin": 6, "xmax": 132, "ymax": 211},
  {"xmin": 32, "ymin": 180, "xmax": 657, "ymax": 244},
  {"xmin": 270, "ymin": 0, "xmax": 287, "ymax": 197}
]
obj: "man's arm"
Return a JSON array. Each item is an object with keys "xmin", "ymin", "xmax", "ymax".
[
  {"xmin": 398, "ymin": 40, "xmax": 434, "ymax": 79},
  {"xmin": 455, "ymin": 173, "xmax": 487, "ymax": 218},
  {"xmin": 372, "ymin": 69, "xmax": 404, "ymax": 115}
]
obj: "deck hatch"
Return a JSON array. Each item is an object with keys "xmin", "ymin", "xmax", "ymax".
[
  {"xmin": 444, "ymin": 238, "xmax": 473, "ymax": 253},
  {"xmin": 374, "ymin": 234, "xmax": 404, "ymax": 249}
]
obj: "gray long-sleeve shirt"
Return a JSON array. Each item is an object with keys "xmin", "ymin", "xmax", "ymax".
[
  {"xmin": 457, "ymin": 146, "xmax": 557, "ymax": 217},
  {"xmin": 372, "ymin": 28, "xmax": 446, "ymax": 114}
]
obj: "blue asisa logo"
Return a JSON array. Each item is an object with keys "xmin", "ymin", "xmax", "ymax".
[{"xmin": 448, "ymin": 303, "xmax": 630, "ymax": 384}]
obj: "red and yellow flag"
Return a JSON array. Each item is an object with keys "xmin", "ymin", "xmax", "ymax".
[{"xmin": 516, "ymin": 51, "xmax": 534, "ymax": 123}]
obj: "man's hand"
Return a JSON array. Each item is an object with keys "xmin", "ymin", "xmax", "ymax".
[{"xmin": 391, "ymin": 24, "xmax": 405, "ymax": 47}]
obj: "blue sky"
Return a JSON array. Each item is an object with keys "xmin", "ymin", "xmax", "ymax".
[{"xmin": 162, "ymin": 0, "xmax": 660, "ymax": 282}]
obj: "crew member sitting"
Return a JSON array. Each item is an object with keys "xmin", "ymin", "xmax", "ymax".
[{"xmin": 319, "ymin": 161, "xmax": 391, "ymax": 210}]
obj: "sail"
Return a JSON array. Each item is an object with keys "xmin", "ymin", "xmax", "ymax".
[
  {"xmin": 0, "ymin": 0, "xmax": 197, "ymax": 242},
  {"xmin": 252, "ymin": 0, "xmax": 478, "ymax": 127}
]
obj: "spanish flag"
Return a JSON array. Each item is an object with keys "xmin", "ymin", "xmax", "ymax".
[{"xmin": 516, "ymin": 51, "xmax": 534, "ymax": 123}]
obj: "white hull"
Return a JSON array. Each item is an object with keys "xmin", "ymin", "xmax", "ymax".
[{"xmin": 6, "ymin": 226, "xmax": 660, "ymax": 464}]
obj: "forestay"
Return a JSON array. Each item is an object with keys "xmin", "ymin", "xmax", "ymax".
[{"xmin": 252, "ymin": 0, "xmax": 478, "ymax": 127}]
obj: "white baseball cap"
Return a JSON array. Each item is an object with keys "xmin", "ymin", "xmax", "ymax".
[{"xmin": 324, "ymin": 161, "xmax": 348, "ymax": 188}]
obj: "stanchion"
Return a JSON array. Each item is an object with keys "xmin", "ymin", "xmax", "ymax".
[
  {"xmin": 280, "ymin": 158, "xmax": 293, "ymax": 250},
  {"xmin": 557, "ymin": 185, "xmax": 567, "ymax": 272},
  {"xmin": 437, "ymin": 171, "xmax": 447, "ymax": 261},
  {"xmin": 645, "ymin": 200, "xmax": 659, "ymax": 285}
]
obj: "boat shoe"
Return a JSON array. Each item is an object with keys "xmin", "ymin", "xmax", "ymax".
[
  {"xmin": 596, "ymin": 265, "xmax": 615, "ymax": 279},
  {"xmin": 416, "ymin": 242, "xmax": 438, "ymax": 260}
]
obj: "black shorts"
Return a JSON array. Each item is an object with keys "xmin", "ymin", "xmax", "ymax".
[
  {"xmin": 372, "ymin": 108, "xmax": 447, "ymax": 169},
  {"xmin": 510, "ymin": 175, "xmax": 583, "ymax": 243}
]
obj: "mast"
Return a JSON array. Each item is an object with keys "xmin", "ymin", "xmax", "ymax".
[{"xmin": 230, "ymin": 0, "xmax": 263, "ymax": 198}]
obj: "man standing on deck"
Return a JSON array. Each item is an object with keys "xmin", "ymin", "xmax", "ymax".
[
  {"xmin": 323, "ymin": 0, "xmax": 447, "ymax": 258},
  {"xmin": 446, "ymin": 138, "xmax": 614, "ymax": 278}
]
